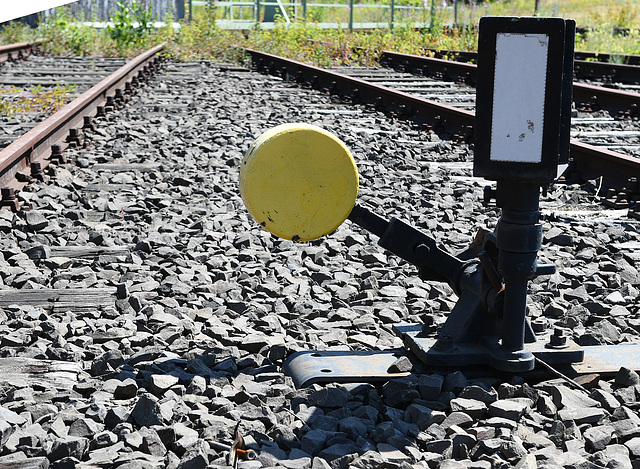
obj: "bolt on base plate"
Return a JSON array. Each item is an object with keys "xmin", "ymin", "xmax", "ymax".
[{"xmin": 395, "ymin": 323, "xmax": 585, "ymax": 372}]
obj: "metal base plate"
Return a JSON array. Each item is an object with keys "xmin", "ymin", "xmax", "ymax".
[
  {"xmin": 395, "ymin": 322, "xmax": 640, "ymax": 376},
  {"xmin": 283, "ymin": 350, "xmax": 410, "ymax": 388},
  {"xmin": 395, "ymin": 323, "xmax": 584, "ymax": 372},
  {"xmin": 283, "ymin": 329, "xmax": 640, "ymax": 388},
  {"xmin": 573, "ymin": 344, "xmax": 640, "ymax": 374}
]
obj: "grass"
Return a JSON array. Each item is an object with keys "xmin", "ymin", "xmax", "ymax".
[
  {"xmin": 0, "ymin": 0, "xmax": 639, "ymax": 67},
  {"xmin": 166, "ymin": 0, "xmax": 640, "ymax": 65}
]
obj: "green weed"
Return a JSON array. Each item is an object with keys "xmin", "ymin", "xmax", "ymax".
[
  {"xmin": 1, "ymin": 0, "xmax": 640, "ymax": 68},
  {"xmin": 108, "ymin": 0, "xmax": 156, "ymax": 47},
  {"xmin": 38, "ymin": 7, "xmax": 109, "ymax": 56},
  {"xmin": 166, "ymin": 6, "xmax": 245, "ymax": 62},
  {"xmin": 0, "ymin": 84, "xmax": 77, "ymax": 117},
  {"xmin": 0, "ymin": 22, "xmax": 35, "ymax": 44}
]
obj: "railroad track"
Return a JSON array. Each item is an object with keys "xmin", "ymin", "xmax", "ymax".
[
  {"xmin": 426, "ymin": 47, "xmax": 640, "ymax": 86},
  {"xmin": 379, "ymin": 50, "xmax": 640, "ymax": 118},
  {"xmin": 0, "ymin": 55, "xmax": 131, "ymax": 151},
  {"xmin": 0, "ymin": 40, "xmax": 42, "ymax": 63},
  {"xmin": 429, "ymin": 48, "xmax": 640, "ymax": 66},
  {"xmin": 0, "ymin": 43, "xmax": 639, "ymax": 468},
  {"xmin": 247, "ymin": 49, "xmax": 640, "ymax": 210},
  {"xmin": 0, "ymin": 43, "xmax": 165, "ymax": 199}
]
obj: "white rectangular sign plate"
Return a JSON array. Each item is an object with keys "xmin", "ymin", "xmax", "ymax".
[{"xmin": 490, "ymin": 33, "xmax": 549, "ymax": 163}]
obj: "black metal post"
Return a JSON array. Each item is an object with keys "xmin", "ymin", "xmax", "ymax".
[
  {"xmin": 429, "ymin": 0, "xmax": 435, "ymax": 29},
  {"xmin": 176, "ymin": 0, "xmax": 185, "ymax": 20},
  {"xmin": 495, "ymin": 180, "xmax": 542, "ymax": 365}
]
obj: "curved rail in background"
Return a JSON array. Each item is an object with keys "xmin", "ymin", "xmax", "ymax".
[
  {"xmin": 0, "ymin": 43, "xmax": 165, "ymax": 195},
  {"xmin": 246, "ymin": 48, "xmax": 640, "ymax": 192},
  {"xmin": 0, "ymin": 40, "xmax": 43, "ymax": 63},
  {"xmin": 379, "ymin": 50, "xmax": 640, "ymax": 190},
  {"xmin": 574, "ymin": 50, "xmax": 640, "ymax": 66}
]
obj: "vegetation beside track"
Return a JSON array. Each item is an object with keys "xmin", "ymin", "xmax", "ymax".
[
  {"xmin": 0, "ymin": 0, "xmax": 639, "ymax": 67},
  {"xmin": 0, "ymin": 84, "xmax": 77, "ymax": 117}
]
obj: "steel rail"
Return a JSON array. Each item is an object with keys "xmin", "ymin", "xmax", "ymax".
[
  {"xmin": 0, "ymin": 40, "xmax": 43, "ymax": 63},
  {"xmin": 573, "ymin": 60, "xmax": 640, "ymax": 85},
  {"xmin": 575, "ymin": 50, "xmax": 640, "ymax": 66},
  {"xmin": 425, "ymin": 47, "xmax": 640, "ymax": 85},
  {"xmin": 245, "ymin": 49, "xmax": 475, "ymax": 134},
  {"xmin": 380, "ymin": 50, "xmax": 640, "ymax": 116},
  {"xmin": 0, "ymin": 43, "xmax": 165, "ymax": 192},
  {"xmin": 247, "ymin": 48, "xmax": 640, "ymax": 191},
  {"xmin": 426, "ymin": 47, "xmax": 640, "ymax": 68}
]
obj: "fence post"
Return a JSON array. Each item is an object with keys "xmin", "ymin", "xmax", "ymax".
[
  {"xmin": 430, "ymin": 0, "xmax": 435, "ymax": 29},
  {"xmin": 349, "ymin": 0, "xmax": 354, "ymax": 33},
  {"xmin": 454, "ymin": 0, "xmax": 458, "ymax": 28},
  {"xmin": 302, "ymin": 0, "xmax": 307, "ymax": 19},
  {"xmin": 390, "ymin": 0, "xmax": 394, "ymax": 31},
  {"xmin": 256, "ymin": 0, "xmax": 261, "ymax": 24},
  {"xmin": 189, "ymin": 0, "xmax": 193, "ymax": 21}
]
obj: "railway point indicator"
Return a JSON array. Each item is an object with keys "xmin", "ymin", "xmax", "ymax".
[
  {"xmin": 460, "ymin": 16, "xmax": 579, "ymax": 372},
  {"xmin": 241, "ymin": 18, "xmax": 640, "ymax": 387}
]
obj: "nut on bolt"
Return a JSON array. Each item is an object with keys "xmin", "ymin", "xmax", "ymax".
[
  {"xmin": 50, "ymin": 144, "xmax": 66, "ymax": 164},
  {"xmin": 420, "ymin": 314, "xmax": 435, "ymax": 334},
  {"xmin": 1, "ymin": 187, "xmax": 19, "ymax": 212},
  {"xmin": 531, "ymin": 317, "xmax": 547, "ymax": 333},
  {"xmin": 547, "ymin": 327, "xmax": 568, "ymax": 349},
  {"xmin": 435, "ymin": 333, "xmax": 454, "ymax": 351},
  {"xmin": 30, "ymin": 161, "xmax": 46, "ymax": 182}
]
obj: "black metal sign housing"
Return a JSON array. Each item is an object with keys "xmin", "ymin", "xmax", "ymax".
[{"xmin": 474, "ymin": 17, "xmax": 575, "ymax": 182}]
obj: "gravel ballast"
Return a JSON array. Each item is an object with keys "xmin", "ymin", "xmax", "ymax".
[{"xmin": 0, "ymin": 61, "xmax": 639, "ymax": 468}]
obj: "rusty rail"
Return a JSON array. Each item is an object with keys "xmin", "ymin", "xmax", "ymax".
[
  {"xmin": 379, "ymin": 50, "xmax": 640, "ymax": 190},
  {"xmin": 247, "ymin": 48, "xmax": 640, "ymax": 192},
  {"xmin": 426, "ymin": 47, "xmax": 640, "ymax": 71},
  {"xmin": 0, "ymin": 43, "xmax": 165, "ymax": 194},
  {"xmin": 246, "ymin": 49, "xmax": 475, "ymax": 136},
  {"xmin": 0, "ymin": 40, "xmax": 43, "ymax": 63},
  {"xmin": 380, "ymin": 50, "xmax": 640, "ymax": 115}
]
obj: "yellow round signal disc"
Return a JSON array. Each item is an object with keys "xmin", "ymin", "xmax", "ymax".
[{"xmin": 239, "ymin": 123, "xmax": 359, "ymax": 242}]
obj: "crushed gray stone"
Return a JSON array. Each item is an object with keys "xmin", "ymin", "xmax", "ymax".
[{"xmin": 0, "ymin": 60, "xmax": 638, "ymax": 468}]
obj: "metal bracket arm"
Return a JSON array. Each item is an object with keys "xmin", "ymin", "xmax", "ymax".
[{"xmin": 348, "ymin": 205, "xmax": 466, "ymax": 289}]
